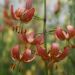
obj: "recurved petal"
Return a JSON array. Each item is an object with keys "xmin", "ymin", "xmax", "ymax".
[
  {"xmin": 36, "ymin": 45, "xmax": 49, "ymax": 61},
  {"xmin": 26, "ymin": 31, "xmax": 34, "ymax": 43},
  {"xmin": 21, "ymin": 48, "xmax": 35, "ymax": 62},
  {"xmin": 56, "ymin": 46, "xmax": 69, "ymax": 61},
  {"xmin": 50, "ymin": 43, "xmax": 60, "ymax": 57},
  {"xmin": 11, "ymin": 45, "xmax": 20, "ymax": 61},
  {"xmin": 10, "ymin": 5, "xmax": 19, "ymax": 20},
  {"xmin": 67, "ymin": 25, "xmax": 75, "ymax": 39},
  {"xmin": 15, "ymin": 8, "xmax": 25, "ymax": 18}
]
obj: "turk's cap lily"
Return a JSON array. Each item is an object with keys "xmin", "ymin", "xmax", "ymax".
[
  {"xmin": 11, "ymin": 45, "xmax": 36, "ymax": 63},
  {"xmin": 10, "ymin": 0, "xmax": 35, "ymax": 23},
  {"xmin": 55, "ymin": 25, "xmax": 75, "ymax": 40},
  {"xmin": 48, "ymin": 43, "xmax": 69, "ymax": 63},
  {"xmin": 10, "ymin": 5, "xmax": 35, "ymax": 22},
  {"xmin": 55, "ymin": 27, "xmax": 69, "ymax": 40},
  {"xmin": 18, "ymin": 30, "xmax": 44, "ymax": 44},
  {"xmin": 21, "ymin": 48, "xmax": 36, "ymax": 63}
]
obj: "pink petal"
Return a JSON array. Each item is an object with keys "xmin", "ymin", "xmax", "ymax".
[
  {"xmin": 10, "ymin": 5, "xmax": 19, "ymax": 20},
  {"xmin": 11, "ymin": 45, "xmax": 20, "ymax": 61},
  {"xmin": 26, "ymin": 31, "xmax": 34, "ymax": 43},
  {"xmin": 33, "ymin": 34, "xmax": 44, "ymax": 45},
  {"xmin": 50, "ymin": 43, "xmax": 60, "ymax": 57},
  {"xmin": 55, "ymin": 27, "xmax": 66, "ymax": 40},
  {"xmin": 21, "ymin": 48, "xmax": 35, "ymax": 62},
  {"xmin": 56, "ymin": 47, "xmax": 69, "ymax": 61},
  {"xmin": 36, "ymin": 45, "xmax": 49, "ymax": 60}
]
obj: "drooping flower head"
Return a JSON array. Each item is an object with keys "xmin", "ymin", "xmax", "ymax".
[
  {"xmin": 11, "ymin": 45, "xmax": 36, "ymax": 63},
  {"xmin": 10, "ymin": 0, "xmax": 35, "ymax": 23}
]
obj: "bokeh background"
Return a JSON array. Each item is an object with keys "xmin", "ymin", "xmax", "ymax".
[{"xmin": 0, "ymin": 0, "xmax": 75, "ymax": 75}]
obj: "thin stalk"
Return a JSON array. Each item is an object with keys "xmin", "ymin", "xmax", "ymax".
[
  {"xmin": 43, "ymin": 0, "xmax": 47, "ymax": 54},
  {"xmin": 43, "ymin": 0, "xmax": 48, "ymax": 75}
]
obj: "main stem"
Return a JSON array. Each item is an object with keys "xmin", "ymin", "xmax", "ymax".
[{"xmin": 43, "ymin": 0, "xmax": 48, "ymax": 75}]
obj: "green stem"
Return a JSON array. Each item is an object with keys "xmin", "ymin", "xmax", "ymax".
[
  {"xmin": 43, "ymin": 0, "xmax": 48, "ymax": 75},
  {"xmin": 43, "ymin": 0, "xmax": 47, "ymax": 54},
  {"xmin": 50, "ymin": 64, "xmax": 54, "ymax": 75}
]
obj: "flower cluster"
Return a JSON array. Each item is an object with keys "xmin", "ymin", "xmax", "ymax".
[
  {"xmin": 3, "ymin": 0, "xmax": 35, "ymax": 34},
  {"xmin": 3, "ymin": 0, "xmax": 75, "ymax": 69},
  {"xmin": 11, "ymin": 30, "xmax": 44, "ymax": 63},
  {"xmin": 11, "ymin": 25, "xmax": 75, "ymax": 67}
]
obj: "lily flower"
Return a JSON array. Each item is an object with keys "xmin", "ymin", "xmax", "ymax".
[
  {"xmin": 10, "ymin": 0, "xmax": 35, "ymax": 23},
  {"xmin": 55, "ymin": 25, "xmax": 75, "ymax": 40},
  {"xmin": 11, "ymin": 45, "xmax": 36, "ymax": 63}
]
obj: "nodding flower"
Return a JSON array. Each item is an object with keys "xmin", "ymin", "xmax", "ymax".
[
  {"xmin": 10, "ymin": 0, "xmax": 35, "ymax": 23},
  {"xmin": 11, "ymin": 45, "xmax": 36, "ymax": 63},
  {"xmin": 36, "ymin": 42, "xmax": 69, "ymax": 63},
  {"xmin": 18, "ymin": 30, "xmax": 44, "ymax": 45},
  {"xmin": 48, "ymin": 43, "xmax": 69, "ymax": 63},
  {"xmin": 18, "ymin": 30, "xmax": 35, "ymax": 43},
  {"xmin": 55, "ymin": 25, "xmax": 75, "ymax": 40}
]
